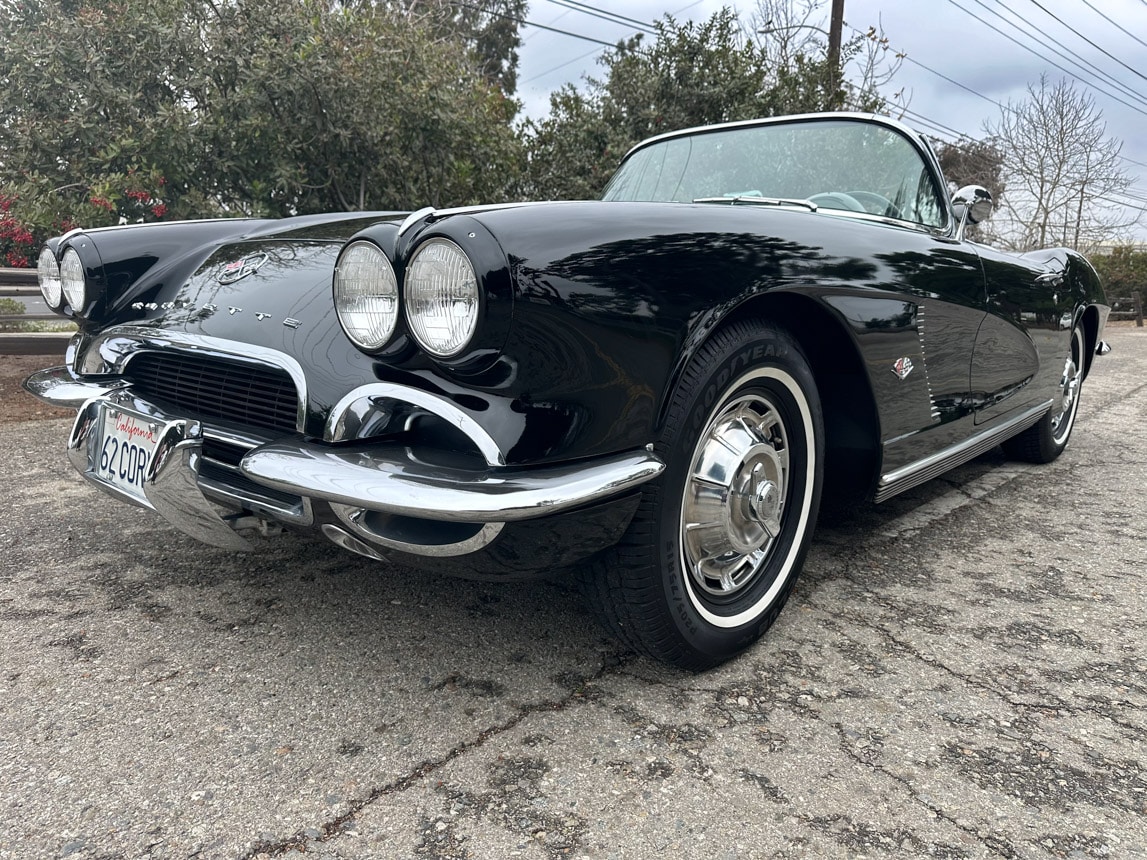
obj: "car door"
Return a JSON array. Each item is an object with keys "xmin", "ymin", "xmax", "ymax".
[{"xmin": 970, "ymin": 244, "xmax": 1073, "ymax": 425}]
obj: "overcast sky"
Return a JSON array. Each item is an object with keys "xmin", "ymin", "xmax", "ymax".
[{"xmin": 515, "ymin": 0, "xmax": 1147, "ymax": 239}]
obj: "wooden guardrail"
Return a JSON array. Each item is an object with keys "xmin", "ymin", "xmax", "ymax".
[
  {"xmin": 0, "ymin": 266, "xmax": 74, "ymax": 354},
  {"xmin": 1108, "ymin": 294, "xmax": 1144, "ymax": 327}
]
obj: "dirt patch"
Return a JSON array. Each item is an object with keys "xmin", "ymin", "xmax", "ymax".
[{"xmin": 1, "ymin": 353, "xmax": 74, "ymax": 423}]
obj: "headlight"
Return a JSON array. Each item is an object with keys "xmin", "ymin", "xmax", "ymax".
[
  {"xmin": 60, "ymin": 247, "xmax": 86, "ymax": 311},
  {"xmin": 37, "ymin": 247, "xmax": 62, "ymax": 308},
  {"xmin": 334, "ymin": 241, "xmax": 399, "ymax": 350},
  {"xmin": 405, "ymin": 238, "xmax": 479, "ymax": 358}
]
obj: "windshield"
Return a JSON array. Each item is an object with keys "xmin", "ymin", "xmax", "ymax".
[{"xmin": 602, "ymin": 119, "xmax": 948, "ymax": 229}]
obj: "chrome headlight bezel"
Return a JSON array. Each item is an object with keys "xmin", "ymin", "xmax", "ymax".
[
  {"xmin": 37, "ymin": 246, "xmax": 63, "ymax": 309},
  {"xmin": 60, "ymin": 247, "xmax": 86, "ymax": 311},
  {"xmin": 333, "ymin": 240, "xmax": 400, "ymax": 351},
  {"xmin": 404, "ymin": 237, "xmax": 480, "ymax": 359}
]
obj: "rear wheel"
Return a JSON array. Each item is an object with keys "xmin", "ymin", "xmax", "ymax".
[
  {"xmin": 1003, "ymin": 325, "xmax": 1085, "ymax": 463},
  {"xmin": 580, "ymin": 320, "xmax": 824, "ymax": 670}
]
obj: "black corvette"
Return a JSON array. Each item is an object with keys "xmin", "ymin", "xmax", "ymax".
[{"xmin": 25, "ymin": 113, "xmax": 1110, "ymax": 668}]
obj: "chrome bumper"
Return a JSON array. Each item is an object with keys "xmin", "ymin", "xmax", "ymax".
[
  {"xmin": 240, "ymin": 442, "xmax": 663, "ymax": 523},
  {"xmin": 26, "ymin": 365, "xmax": 665, "ymax": 552}
]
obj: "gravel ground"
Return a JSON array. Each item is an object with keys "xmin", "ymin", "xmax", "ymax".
[{"xmin": 1, "ymin": 328, "xmax": 1144, "ymax": 859}]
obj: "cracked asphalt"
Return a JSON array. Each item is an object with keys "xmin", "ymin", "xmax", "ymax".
[{"xmin": 2, "ymin": 326, "xmax": 1145, "ymax": 859}]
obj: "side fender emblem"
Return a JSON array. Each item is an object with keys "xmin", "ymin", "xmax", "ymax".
[{"xmin": 891, "ymin": 357, "xmax": 915, "ymax": 380}]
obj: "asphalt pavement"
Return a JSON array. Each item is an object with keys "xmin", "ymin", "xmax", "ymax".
[{"xmin": 1, "ymin": 328, "xmax": 1145, "ymax": 859}]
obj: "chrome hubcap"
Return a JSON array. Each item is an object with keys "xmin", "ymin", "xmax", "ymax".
[
  {"xmin": 1051, "ymin": 330, "xmax": 1082, "ymax": 441},
  {"xmin": 681, "ymin": 396, "xmax": 789, "ymax": 598}
]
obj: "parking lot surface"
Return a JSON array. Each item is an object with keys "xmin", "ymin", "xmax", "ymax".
[{"xmin": 2, "ymin": 327, "xmax": 1144, "ymax": 859}]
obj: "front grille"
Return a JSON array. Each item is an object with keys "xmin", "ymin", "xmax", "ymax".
[{"xmin": 124, "ymin": 352, "xmax": 298, "ymax": 435}]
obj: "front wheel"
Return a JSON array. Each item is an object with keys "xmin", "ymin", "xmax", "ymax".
[
  {"xmin": 580, "ymin": 320, "xmax": 824, "ymax": 670},
  {"xmin": 1003, "ymin": 325, "xmax": 1085, "ymax": 463}
]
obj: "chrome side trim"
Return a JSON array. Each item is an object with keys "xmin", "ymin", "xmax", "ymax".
[
  {"xmin": 78, "ymin": 327, "xmax": 309, "ymax": 432},
  {"xmin": 24, "ymin": 365, "xmax": 128, "ymax": 409},
  {"xmin": 325, "ymin": 382, "xmax": 505, "ymax": 466},
  {"xmin": 875, "ymin": 400, "xmax": 1051, "ymax": 503},
  {"xmin": 915, "ymin": 303, "xmax": 941, "ymax": 422},
  {"xmin": 240, "ymin": 442, "xmax": 664, "ymax": 522},
  {"xmin": 330, "ymin": 503, "xmax": 505, "ymax": 557}
]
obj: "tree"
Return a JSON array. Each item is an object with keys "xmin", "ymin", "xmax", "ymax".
[
  {"xmin": 195, "ymin": 0, "xmax": 523, "ymax": 215},
  {"xmin": 984, "ymin": 76, "xmax": 1139, "ymax": 252},
  {"xmin": 0, "ymin": 0, "xmax": 196, "ymax": 234},
  {"xmin": 934, "ymin": 138, "xmax": 1007, "ymax": 203},
  {"xmin": 750, "ymin": 0, "xmax": 905, "ymax": 112},
  {"xmin": 523, "ymin": 9, "xmax": 850, "ymax": 201},
  {"xmin": 0, "ymin": 0, "xmax": 525, "ymax": 251},
  {"xmin": 933, "ymin": 137, "xmax": 1007, "ymax": 241},
  {"xmin": 394, "ymin": 0, "xmax": 528, "ymax": 96},
  {"xmin": 1090, "ymin": 245, "xmax": 1147, "ymax": 306}
]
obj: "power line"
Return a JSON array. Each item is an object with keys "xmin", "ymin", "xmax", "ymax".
[
  {"xmin": 943, "ymin": 0, "xmax": 1147, "ymax": 118},
  {"xmin": 543, "ymin": 0, "xmax": 655, "ymax": 33},
  {"xmin": 522, "ymin": 44, "xmax": 602, "ymax": 84},
  {"xmin": 461, "ymin": 4, "xmax": 619, "ymax": 46},
  {"xmin": 1078, "ymin": 0, "xmax": 1147, "ymax": 51},
  {"xmin": 847, "ymin": 23, "xmax": 1147, "ymax": 176},
  {"xmin": 960, "ymin": 0, "xmax": 1147, "ymax": 111},
  {"xmin": 1023, "ymin": 0, "xmax": 1147, "ymax": 85}
]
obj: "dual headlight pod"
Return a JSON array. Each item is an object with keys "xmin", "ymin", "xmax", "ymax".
[
  {"xmin": 334, "ymin": 237, "xmax": 480, "ymax": 359},
  {"xmin": 37, "ymin": 245, "xmax": 86, "ymax": 313}
]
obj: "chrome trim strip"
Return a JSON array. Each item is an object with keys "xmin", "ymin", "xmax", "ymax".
[
  {"xmin": 875, "ymin": 400, "xmax": 1052, "ymax": 503},
  {"xmin": 330, "ymin": 503, "xmax": 505, "ymax": 557},
  {"xmin": 398, "ymin": 202, "xmax": 547, "ymax": 236},
  {"xmin": 397, "ymin": 207, "xmax": 436, "ymax": 236},
  {"xmin": 23, "ymin": 365, "xmax": 128, "ymax": 409},
  {"xmin": 197, "ymin": 474, "xmax": 313, "ymax": 526},
  {"xmin": 325, "ymin": 382, "xmax": 505, "ymax": 466},
  {"xmin": 240, "ymin": 442, "xmax": 664, "ymax": 522},
  {"xmin": 78, "ymin": 326, "xmax": 309, "ymax": 432}
]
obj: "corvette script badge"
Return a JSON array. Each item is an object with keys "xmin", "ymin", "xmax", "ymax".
[
  {"xmin": 891, "ymin": 356, "xmax": 914, "ymax": 380},
  {"xmin": 218, "ymin": 252, "xmax": 269, "ymax": 285}
]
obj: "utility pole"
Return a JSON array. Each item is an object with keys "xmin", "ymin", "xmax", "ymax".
[{"xmin": 827, "ymin": 0, "xmax": 845, "ymax": 110}]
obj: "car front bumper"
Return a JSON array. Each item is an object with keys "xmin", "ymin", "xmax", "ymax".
[{"xmin": 23, "ymin": 365, "xmax": 664, "ymax": 559}]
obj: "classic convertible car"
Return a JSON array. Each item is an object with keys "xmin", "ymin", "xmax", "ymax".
[{"xmin": 25, "ymin": 113, "xmax": 1109, "ymax": 669}]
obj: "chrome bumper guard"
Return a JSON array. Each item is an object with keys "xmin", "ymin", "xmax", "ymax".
[{"xmin": 67, "ymin": 394, "xmax": 253, "ymax": 550}]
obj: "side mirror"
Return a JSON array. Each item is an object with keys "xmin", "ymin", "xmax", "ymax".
[{"xmin": 951, "ymin": 185, "xmax": 993, "ymax": 240}]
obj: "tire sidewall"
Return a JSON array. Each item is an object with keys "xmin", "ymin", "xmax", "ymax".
[{"xmin": 653, "ymin": 325, "xmax": 824, "ymax": 661}]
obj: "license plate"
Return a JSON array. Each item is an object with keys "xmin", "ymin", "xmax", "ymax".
[{"xmin": 96, "ymin": 407, "xmax": 161, "ymax": 504}]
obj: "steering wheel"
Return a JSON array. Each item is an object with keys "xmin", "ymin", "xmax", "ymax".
[{"xmin": 843, "ymin": 190, "xmax": 904, "ymax": 219}]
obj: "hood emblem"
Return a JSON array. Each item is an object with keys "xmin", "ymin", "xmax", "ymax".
[
  {"xmin": 891, "ymin": 357, "xmax": 915, "ymax": 380},
  {"xmin": 218, "ymin": 252, "xmax": 269, "ymax": 284}
]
